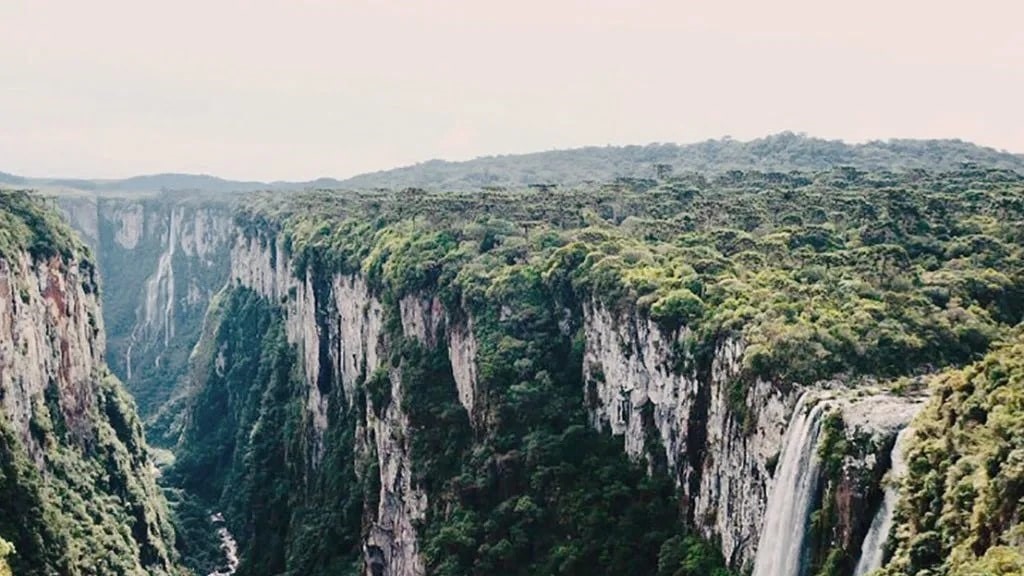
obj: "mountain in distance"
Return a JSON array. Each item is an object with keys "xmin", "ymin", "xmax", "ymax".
[{"xmin": 3, "ymin": 132, "xmax": 1023, "ymax": 195}]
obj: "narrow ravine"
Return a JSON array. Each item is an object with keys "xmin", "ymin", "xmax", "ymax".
[{"xmin": 207, "ymin": 513, "xmax": 239, "ymax": 576}]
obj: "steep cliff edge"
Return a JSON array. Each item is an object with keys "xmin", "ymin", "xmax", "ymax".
[
  {"xmin": 583, "ymin": 302, "xmax": 926, "ymax": 570},
  {"xmin": 56, "ymin": 194, "xmax": 234, "ymax": 445},
  {"xmin": 0, "ymin": 191, "xmax": 182, "ymax": 575}
]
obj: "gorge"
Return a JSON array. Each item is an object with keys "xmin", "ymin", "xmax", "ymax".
[{"xmin": 1, "ymin": 149, "xmax": 1022, "ymax": 576}]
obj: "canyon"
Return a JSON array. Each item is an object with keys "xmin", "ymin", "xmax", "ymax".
[{"xmin": 1, "ymin": 160, "xmax": 1021, "ymax": 576}]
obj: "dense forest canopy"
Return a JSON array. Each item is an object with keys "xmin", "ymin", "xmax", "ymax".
[
  {"xmin": 338, "ymin": 133, "xmax": 1024, "ymax": 190},
  {"xmin": 0, "ymin": 190, "xmax": 85, "ymax": 261},
  {"xmin": 241, "ymin": 166, "xmax": 1024, "ymax": 390}
]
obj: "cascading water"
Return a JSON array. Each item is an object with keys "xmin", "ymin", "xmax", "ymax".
[
  {"xmin": 126, "ymin": 209, "xmax": 180, "ymax": 379},
  {"xmin": 853, "ymin": 427, "xmax": 914, "ymax": 576},
  {"xmin": 752, "ymin": 393, "xmax": 828, "ymax": 576}
]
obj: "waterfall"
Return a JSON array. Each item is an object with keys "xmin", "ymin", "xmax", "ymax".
[
  {"xmin": 853, "ymin": 427, "xmax": 914, "ymax": 576},
  {"xmin": 126, "ymin": 210, "xmax": 180, "ymax": 377},
  {"xmin": 752, "ymin": 393, "xmax": 828, "ymax": 576}
]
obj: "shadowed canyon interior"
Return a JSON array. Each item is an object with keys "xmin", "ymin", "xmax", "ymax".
[{"xmin": 1, "ymin": 137, "xmax": 1022, "ymax": 576}]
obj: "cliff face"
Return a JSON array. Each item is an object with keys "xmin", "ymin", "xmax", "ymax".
[
  {"xmin": 226, "ymin": 233, "xmax": 453, "ymax": 576},
  {"xmin": 582, "ymin": 302, "xmax": 923, "ymax": 570},
  {"xmin": 49, "ymin": 176, "xmax": 999, "ymax": 576},
  {"xmin": 0, "ymin": 251, "xmax": 103, "ymax": 460},
  {"xmin": 0, "ymin": 192, "xmax": 181, "ymax": 576},
  {"xmin": 57, "ymin": 195, "xmax": 233, "ymax": 444}
]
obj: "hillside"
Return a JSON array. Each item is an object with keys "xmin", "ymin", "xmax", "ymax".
[
  {"xmin": 340, "ymin": 133, "xmax": 1024, "ymax": 189},
  {"xmin": 6, "ymin": 134, "xmax": 1024, "ymax": 196}
]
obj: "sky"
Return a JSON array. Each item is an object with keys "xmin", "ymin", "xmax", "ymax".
[{"xmin": 1, "ymin": 0, "xmax": 1022, "ymax": 181}]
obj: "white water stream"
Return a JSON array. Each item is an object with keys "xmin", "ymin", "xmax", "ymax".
[
  {"xmin": 853, "ymin": 427, "xmax": 914, "ymax": 576},
  {"xmin": 207, "ymin": 512, "xmax": 239, "ymax": 576},
  {"xmin": 752, "ymin": 393, "xmax": 828, "ymax": 576}
]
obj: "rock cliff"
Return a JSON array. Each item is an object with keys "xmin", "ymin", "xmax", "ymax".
[
  {"xmin": 56, "ymin": 195, "xmax": 233, "ymax": 444},
  {"xmin": 0, "ymin": 191, "xmax": 182, "ymax": 575}
]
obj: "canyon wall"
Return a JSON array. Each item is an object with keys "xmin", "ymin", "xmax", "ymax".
[
  {"xmin": 57, "ymin": 195, "xmax": 233, "ymax": 444},
  {"xmin": 0, "ymin": 192, "xmax": 182, "ymax": 575},
  {"xmin": 186, "ymin": 223, "xmax": 921, "ymax": 575},
  {"xmin": 51, "ymin": 192, "xmax": 929, "ymax": 576}
]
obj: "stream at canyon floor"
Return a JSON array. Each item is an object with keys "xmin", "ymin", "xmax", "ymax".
[{"xmin": 207, "ymin": 513, "xmax": 239, "ymax": 576}]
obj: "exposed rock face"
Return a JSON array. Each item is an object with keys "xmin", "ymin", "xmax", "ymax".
[
  {"xmin": 231, "ymin": 232, "xmax": 431, "ymax": 576},
  {"xmin": 112, "ymin": 203, "xmax": 145, "ymax": 250},
  {"xmin": 581, "ymin": 301, "xmax": 923, "ymax": 570},
  {"xmin": 0, "ymin": 236, "xmax": 180, "ymax": 575},
  {"xmin": 362, "ymin": 367, "xmax": 427, "ymax": 576},
  {"xmin": 448, "ymin": 316, "xmax": 481, "ymax": 421},
  {"xmin": 583, "ymin": 302, "xmax": 699, "ymax": 473},
  {"xmin": 0, "ymin": 252, "xmax": 103, "ymax": 460},
  {"xmin": 56, "ymin": 196, "xmax": 233, "ymax": 439},
  {"xmin": 582, "ymin": 302, "xmax": 789, "ymax": 565},
  {"xmin": 701, "ymin": 340, "xmax": 793, "ymax": 567}
]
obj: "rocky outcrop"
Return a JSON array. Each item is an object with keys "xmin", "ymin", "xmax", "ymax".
[
  {"xmin": 0, "ymin": 252, "xmax": 103, "ymax": 460},
  {"xmin": 448, "ymin": 316, "xmax": 481, "ymax": 422},
  {"xmin": 700, "ymin": 340, "xmax": 793, "ymax": 567},
  {"xmin": 362, "ymin": 366, "xmax": 427, "ymax": 576}
]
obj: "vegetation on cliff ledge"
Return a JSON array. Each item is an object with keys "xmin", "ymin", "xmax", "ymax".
[
  {"xmin": 0, "ymin": 190, "xmax": 85, "ymax": 262},
  {"xmin": 881, "ymin": 330, "xmax": 1024, "ymax": 576}
]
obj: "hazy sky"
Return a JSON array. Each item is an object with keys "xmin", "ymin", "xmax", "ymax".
[{"xmin": 2, "ymin": 0, "xmax": 1021, "ymax": 181}]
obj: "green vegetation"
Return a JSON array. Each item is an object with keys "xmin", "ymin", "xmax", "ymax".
[
  {"xmin": 657, "ymin": 535, "xmax": 734, "ymax": 576},
  {"xmin": 0, "ymin": 373, "xmax": 182, "ymax": 576},
  {"xmin": 881, "ymin": 330, "xmax": 1024, "ymax": 576},
  {"xmin": 13, "ymin": 134, "xmax": 1024, "ymax": 195},
  {"xmin": 397, "ymin": 321, "xmax": 693, "ymax": 575},
  {"xmin": 810, "ymin": 411, "xmax": 886, "ymax": 576},
  {"xmin": 181, "ymin": 166, "xmax": 1023, "ymax": 574},
  {"xmin": 0, "ymin": 192, "xmax": 182, "ymax": 575},
  {"xmin": 341, "ymin": 133, "xmax": 1024, "ymax": 189},
  {"xmin": 11, "ymin": 159, "xmax": 1021, "ymax": 575},
  {"xmin": 0, "ymin": 190, "xmax": 86, "ymax": 263},
  {"xmin": 247, "ymin": 167, "xmax": 1024, "ymax": 393},
  {"xmin": 0, "ymin": 537, "xmax": 13, "ymax": 576}
]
